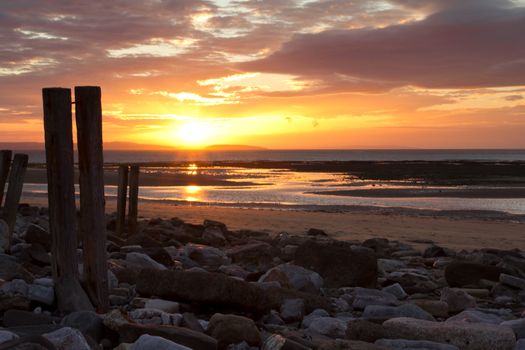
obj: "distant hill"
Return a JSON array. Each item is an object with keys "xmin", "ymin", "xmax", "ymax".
[{"xmin": 204, "ymin": 144, "xmax": 267, "ymax": 151}]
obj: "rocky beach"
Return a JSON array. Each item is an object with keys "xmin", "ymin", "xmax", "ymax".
[{"xmin": 0, "ymin": 204, "xmax": 524, "ymax": 349}]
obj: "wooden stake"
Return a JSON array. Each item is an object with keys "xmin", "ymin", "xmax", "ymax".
[
  {"xmin": 0, "ymin": 150, "xmax": 12, "ymax": 209},
  {"xmin": 42, "ymin": 88, "xmax": 79, "ymax": 282},
  {"xmin": 128, "ymin": 165, "xmax": 140, "ymax": 236},
  {"xmin": 2, "ymin": 154, "xmax": 28, "ymax": 247},
  {"xmin": 116, "ymin": 165, "xmax": 129, "ymax": 236},
  {"xmin": 74, "ymin": 86, "xmax": 109, "ymax": 312}
]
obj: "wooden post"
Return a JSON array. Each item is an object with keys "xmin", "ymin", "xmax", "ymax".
[
  {"xmin": 116, "ymin": 165, "xmax": 129, "ymax": 236},
  {"xmin": 2, "ymin": 154, "xmax": 28, "ymax": 247},
  {"xmin": 74, "ymin": 86, "xmax": 109, "ymax": 312},
  {"xmin": 0, "ymin": 150, "xmax": 12, "ymax": 209},
  {"xmin": 128, "ymin": 165, "xmax": 139, "ymax": 236},
  {"xmin": 42, "ymin": 88, "xmax": 79, "ymax": 282}
]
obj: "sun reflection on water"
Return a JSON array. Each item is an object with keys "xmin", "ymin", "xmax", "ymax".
[{"xmin": 185, "ymin": 185, "xmax": 202, "ymax": 202}]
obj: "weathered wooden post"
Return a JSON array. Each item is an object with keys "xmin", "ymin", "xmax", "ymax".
[
  {"xmin": 0, "ymin": 150, "xmax": 12, "ymax": 208},
  {"xmin": 74, "ymin": 86, "xmax": 109, "ymax": 312},
  {"xmin": 116, "ymin": 165, "xmax": 129, "ymax": 236},
  {"xmin": 2, "ymin": 154, "xmax": 28, "ymax": 246},
  {"xmin": 128, "ymin": 165, "xmax": 140, "ymax": 236}
]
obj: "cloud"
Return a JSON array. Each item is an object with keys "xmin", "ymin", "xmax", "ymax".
[{"xmin": 243, "ymin": 1, "xmax": 525, "ymax": 90}]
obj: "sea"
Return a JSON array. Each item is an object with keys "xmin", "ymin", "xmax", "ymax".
[{"xmin": 19, "ymin": 149, "xmax": 525, "ymax": 216}]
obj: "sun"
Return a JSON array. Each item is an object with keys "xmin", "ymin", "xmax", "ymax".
[{"xmin": 176, "ymin": 120, "xmax": 214, "ymax": 147}]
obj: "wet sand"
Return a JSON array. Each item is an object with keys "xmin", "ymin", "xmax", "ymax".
[
  {"xmin": 312, "ymin": 187, "xmax": 525, "ymax": 198},
  {"xmin": 23, "ymin": 197, "xmax": 525, "ymax": 251}
]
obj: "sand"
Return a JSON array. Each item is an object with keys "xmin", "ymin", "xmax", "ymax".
[{"xmin": 23, "ymin": 197, "xmax": 525, "ymax": 251}]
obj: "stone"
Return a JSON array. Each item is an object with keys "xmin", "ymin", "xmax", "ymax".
[
  {"xmin": 375, "ymin": 338, "xmax": 459, "ymax": 350},
  {"xmin": 301, "ymin": 309, "xmax": 330, "ymax": 328},
  {"xmin": 445, "ymin": 309, "xmax": 503, "ymax": 324},
  {"xmin": 61, "ymin": 311, "xmax": 103, "ymax": 342},
  {"xmin": 202, "ymin": 226, "xmax": 227, "ymax": 246},
  {"xmin": 259, "ymin": 263, "xmax": 323, "ymax": 294},
  {"xmin": 0, "ymin": 294, "xmax": 30, "ymax": 311},
  {"xmin": 1, "ymin": 278, "xmax": 29, "ymax": 296},
  {"xmin": 28, "ymin": 284, "xmax": 54, "ymax": 305},
  {"xmin": 55, "ymin": 277, "xmax": 94, "ymax": 313},
  {"xmin": 307, "ymin": 317, "xmax": 347, "ymax": 338},
  {"xmin": 207, "ymin": 313, "xmax": 260, "ymax": 349},
  {"xmin": 444, "ymin": 262, "xmax": 507, "ymax": 287},
  {"xmin": 378, "ymin": 259, "xmax": 407, "ymax": 275},
  {"xmin": 129, "ymin": 308, "xmax": 182, "ymax": 326},
  {"xmin": 318, "ymin": 339, "xmax": 389, "ymax": 350},
  {"xmin": 27, "ymin": 243, "xmax": 51, "ymax": 265},
  {"xmin": 362, "ymin": 303, "xmax": 435, "ymax": 322},
  {"xmin": 142, "ymin": 298, "xmax": 180, "ymax": 313},
  {"xmin": 440, "ymin": 288, "xmax": 476, "ymax": 314},
  {"xmin": 24, "ymin": 224, "xmax": 51, "ymax": 251},
  {"xmin": 294, "ymin": 240, "xmax": 377, "ymax": 288},
  {"xmin": 0, "ymin": 330, "xmax": 19, "ymax": 344},
  {"xmin": 43, "ymin": 327, "xmax": 90, "ymax": 350},
  {"xmin": 500, "ymin": 318, "xmax": 525, "ymax": 339},
  {"xmin": 0, "ymin": 254, "xmax": 30, "ymax": 281},
  {"xmin": 410, "ymin": 300, "xmax": 449, "ymax": 318},
  {"xmin": 352, "ymin": 287, "xmax": 399, "ymax": 310},
  {"xmin": 3, "ymin": 310, "xmax": 59, "ymax": 327},
  {"xmin": 307, "ymin": 228, "xmax": 327, "ymax": 237},
  {"xmin": 517, "ymin": 339, "xmax": 525, "ymax": 350},
  {"xmin": 382, "ymin": 283, "xmax": 408, "ymax": 300},
  {"xmin": 0, "ymin": 219, "xmax": 9, "ymax": 253},
  {"xmin": 185, "ymin": 244, "xmax": 231, "ymax": 268},
  {"xmin": 500, "ymin": 273, "xmax": 525, "ymax": 290},
  {"xmin": 132, "ymin": 334, "xmax": 191, "ymax": 350},
  {"xmin": 219, "ymin": 264, "xmax": 249, "ymax": 279},
  {"xmin": 346, "ymin": 319, "xmax": 387, "ymax": 343},
  {"xmin": 126, "ymin": 252, "xmax": 167, "ymax": 270},
  {"xmin": 226, "ymin": 242, "xmax": 277, "ymax": 271},
  {"xmin": 280, "ymin": 298, "xmax": 305, "ymax": 323},
  {"xmin": 383, "ymin": 317, "xmax": 516, "ymax": 350},
  {"xmin": 181, "ymin": 313, "xmax": 205, "ymax": 333}
]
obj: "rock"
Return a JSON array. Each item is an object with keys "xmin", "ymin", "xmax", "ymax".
[
  {"xmin": 301, "ymin": 309, "xmax": 330, "ymax": 328},
  {"xmin": 383, "ymin": 317, "xmax": 516, "ymax": 350},
  {"xmin": 446, "ymin": 309, "xmax": 503, "ymax": 324},
  {"xmin": 500, "ymin": 318, "xmax": 525, "ymax": 339},
  {"xmin": 0, "ymin": 330, "xmax": 19, "ymax": 344},
  {"xmin": 382, "ymin": 283, "xmax": 408, "ymax": 300},
  {"xmin": 226, "ymin": 242, "xmax": 277, "ymax": 272},
  {"xmin": 378, "ymin": 259, "xmax": 407, "ymax": 275},
  {"xmin": 185, "ymin": 244, "xmax": 230, "ymax": 268},
  {"xmin": 137, "ymin": 298, "xmax": 180, "ymax": 313},
  {"xmin": 346, "ymin": 319, "xmax": 387, "ymax": 343},
  {"xmin": 440, "ymin": 288, "xmax": 476, "ymax": 314},
  {"xmin": 126, "ymin": 252, "xmax": 167, "ymax": 270},
  {"xmin": 307, "ymin": 228, "xmax": 327, "ymax": 237},
  {"xmin": 24, "ymin": 224, "xmax": 51, "ymax": 251},
  {"xmin": 352, "ymin": 287, "xmax": 399, "ymax": 310},
  {"xmin": 3, "ymin": 310, "xmax": 59, "ymax": 327},
  {"xmin": 0, "ymin": 294, "xmax": 30, "ymax": 311},
  {"xmin": 294, "ymin": 240, "xmax": 377, "ymax": 288},
  {"xmin": 61, "ymin": 311, "xmax": 103, "ymax": 342},
  {"xmin": 0, "ymin": 253, "xmax": 31, "ymax": 281},
  {"xmin": 444, "ymin": 262, "xmax": 507, "ymax": 287},
  {"xmin": 362, "ymin": 303, "xmax": 435, "ymax": 321},
  {"xmin": 136, "ymin": 269, "xmax": 331, "ymax": 316},
  {"xmin": 500, "ymin": 273, "xmax": 525, "ymax": 290},
  {"xmin": 375, "ymin": 338, "xmax": 459, "ymax": 350},
  {"xmin": 0, "ymin": 219, "xmax": 9, "ymax": 253},
  {"xmin": 28, "ymin": 283, "xmax": 54, "ymax": 305},
  {"xmin": 207, "ymin": 313, "xmax": 260, "ymax": 349},
  {"xmin": 318, "ymin": 339, "xmax": 389, "ymax": 350},
  {"xmin": 181, "ymin": 313, "xmax": 205, "ymax": 333},
  {"xmin": 410, "ymin": 300, "xmax": 449, "ymax": 318},
  {"xmin": 517, "ymin": 339, "xmax": 525, "ymax": 350},
  {"xmin": 259, "ymin": 263, "xmax": 323, "ymax": 293},
  {"xmin": 423, "ymin": 245, "xmax": 451, "ymax": 259},
  {"xmin": 1, "ymin": 278, "xmax": 29, "ymax": 296},
  {"xmin": 27, "ymin": 243, "xmax": 51, "ymax": 265},
  {"xmin": 132, "ymin": 334, "xmax": 191, "ymax": 350},
  {"xmin": 55, "ymin": 276, "xmax": 94, "ymax": 313},
  {"xmin": 129, "ymin": 308, "xmax": 182, "ymax": 326},
  {"xmin": 202, "ymin": 226, "xmax": 227, "ymax": 246},
  {"xmin": 219, "ymin": 264, "xmax": 250, "ymax": 279},
  {"xmin": 280, "ymin": 298, "xmax": 305, "ymax": 323},
  {"xmin": 307, "ymin": 317, "xmax": 347, "ymax": 338},
  {"xmin": 43, "ymin": 327, "xmax": 90, "ymax": 350}
]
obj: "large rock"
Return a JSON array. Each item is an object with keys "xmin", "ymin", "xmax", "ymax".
[
  {"xmin": 136, "ymin": 269, "xmax": 331, "ymax": 315},
  {"xmin": 61, "ymin": 311, "xmax": 103, "ymax": 342},
  {"xmin": 346, "ymin": 320, "xmax": 387, "ymax": 343},
  {"xmin": 444, "ymin": 262, "xmax": 507, "ymax": 287},
  {"xmin": 184, "ymin": 244, "xmax": 230, "ymax": 268},
  {"xmin": 0, "ymin": 219, "xmax": 9, "ymax": 253},
  {"xmin": 24, "ymin": 223, "xmax": 51, "ymax": 251},
  {"xmin": 258, "ymin": 263, "xmax": 323, "ymax": 293},
  {"xmin": 43, "ymin": 327, "xmax": 91, "ymax": 350},
  {"xmin": 318, "ymin": 339, "xmax": 389, "ymax": 350},
  {"xmin": 207, "ymin": 313, "xmax": 260, "ymax": 349},
  {"xmin": 132, "ymin": 334, "xmax": 191, "ymax": 350},
  {"xmin": 352, "ymin": 287, "xmax": 399, "ymax": 310},
  {"xmin": 440, "ymin": 288, "xmax": 476, "ymax": 314},
  {"xmin": 362, "ymin": 304, "xmax": 435, "ymax": 322},
  {"xmin": 0, "ymin": 329, "xmax": 18, "ymax": 344},
  {"xmin": 500, "ymin": 318, "xmax": 525, "ymax": 339},
  {"xmin": 383, "ymin": 317, "xmax": 516, "ymax": 350},
  {"xmin": 226, "ymin": 242, "xmax": 277, "ymax": 271},
  {"xmin": 294, "ymin": 240, "xmax": 377, "ymax": 288},
  {"xmin": 0, "ymin": 254, "xmax": 31, "ymax": 281},
  {"xmin": 375, "ymin": 338, "xmax": 459, "ymax": 350},
  {"xmin": 445, "ymin": 309, "xmax": 503, "ymax": 325},
  {"xmin": 307, "ymin": 317, "xmax": 347, "ymax": 338},
  {"xmin": 280, "ymin": 298, "xmax": 305, "ymax": 323},
  {"xmin": 126, "ymin": 252, "xmax": 167, "ymax": 270}
]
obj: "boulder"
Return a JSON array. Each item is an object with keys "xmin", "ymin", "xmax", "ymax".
[
  {"xmin": 352, "ymin": 287, "xmax": 399, "ymax": 310},
  {"xmin": 0, "ymin": 330, "xmax": 19, "ymax": 344},
  {"xmin": 280, "ymin": 298, "xmax": 305, "ymax": 323},
  {"xmin": 445, "ymin": 309, "xmax": 503, "ymax": 325},
  {"xmin": 0, "ymin": 219, "xmax": 8, "ymax": 253},
  {"xmin": 294, "ymin": 240, "xmax": 377, "ymax": 288},
  {"xmin": 318, "ymin": 339, "xmax": 389, "ymax": 350},
  {"xmin": 207, "ymin": 313, "xmax": 260, "ymax": 349},
  {"xmin": 126, "ymin": 252, "xmax": 167, "ymax": 270},
  {"xmin": 500, "ymin": 318, "xmax": 525, "ymax": 339},
  {"xmin": 226, "ymin": 242, "xmax": 277, "ymax": 271},
  {"xmin": 3, "ymin": 310, "xmax": 60, "ymax": 327},
  {"xmin": 307, "ymin": 317, "xmax": 347, "ymax": 338},
  {"xmin": 61, "ymin": 311, "xmax": 104, "ymax": 342},
  {"xmin": 383, "ymin": 317, "xmax": 516, "ymax": 350},
  {"xmin": 184, "ymin": 244, "xmax": 230, "ymax": 268},
  {"xmin": 0, "ymin": 254, "xmax": 31, "ymax": 281},
  {"xmin": 363, "ymin": 303, "xmax": 435, "ymax": 322},
  {"xmin": 24, "ymin": 224, "xmax": 51, "ymax": 251},
  {"xmin": 440, "ymin": 288, "xmax": 476, "ymax": 314},
  {"xmin": 444, "ymin": 262, "xmax": 507, "ymax": 287},
  {"xmin": 258, "ymin": 263, "xmax": 323, "ymax": 293},
  {"xmin": 381, "ymin": 283, "xmax": 408, "ymax": 300},
  {"xmin": 43, "ymin": 327, "xmax": 90, "ymax": 350},
  {"xmin": 375, "ymin": 338, "xmax": 459, "ymax": 350},
  {"xmin": 131, "ymin": 334, "xmax": 191, "ymax": 350},
  {"xmin": 499, "ymin": 273, "xmax": 525, "ymax": 290},
  {"xmin": 410, "ymin": 300, "xmax": 448, "ymax": 318},
  {"xmin": 202, "ymin": 226, "xmax": 227, "ymax": 246},
  {"xmin": 301, "ymin": 309, "xmax": 330, "ymax": 328}
]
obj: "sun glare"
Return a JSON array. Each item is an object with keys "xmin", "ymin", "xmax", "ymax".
[{"xmin": 176, "ymin": 121, "xmax": 214, "ymax": 147}]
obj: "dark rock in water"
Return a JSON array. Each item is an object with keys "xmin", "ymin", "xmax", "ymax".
[
  {"xmin": 226, "ymin": 242, "xmax": 277, "ymax": 272},
  {"xmin": 294, "ymin": 240, "xmax": 377, "ymax": 288},
  {"xmin": 61, "ymin": 311, "xmax": 104, "ymax": 342},
  {"xmin": 55, "ymin": 277, "xmax": 94, "ymax": 314},
  {"xmin": 118, "ymin": 323, "xmax": 218, "ymax": 350},
  {"xmin": 444, "ymin": 262, "xmax": 508, "ymax": 287},
  {"xmin": 24, "ymin": 224, "xmax": 51, "ymax": 251},
  {"xmin": 3, "ymin": 310, "xmax": 60, "ymax": 328},
  {"xmin": 346, "ymin": 320, "xmax": 387, "ymax": 343},
  {"xmin": 136, "ymin": 269, "xmax": 331, "ymax": 316},
  {"xmin": 207, "ymin": 313, "xmax": 261, "ymax": 349},
  {"xmin": 307, "ymin": 228, "xmax": 327, "ymax": 237}
]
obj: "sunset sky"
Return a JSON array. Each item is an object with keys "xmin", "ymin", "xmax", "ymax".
[{"xmin": 1, "ymin": 0, "xmax": 525, "ymax": 149}]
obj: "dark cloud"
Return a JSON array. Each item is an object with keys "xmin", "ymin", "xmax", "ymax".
[{"xmin": 243, "ymin": 2, "xmax": 525, "ymax": 90}]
